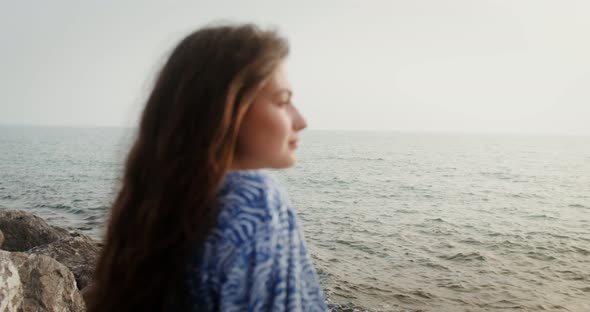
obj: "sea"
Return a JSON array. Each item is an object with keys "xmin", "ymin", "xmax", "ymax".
[{"xmin": 1, "ymin": 126, "xmax": 589, "ymax": 311}]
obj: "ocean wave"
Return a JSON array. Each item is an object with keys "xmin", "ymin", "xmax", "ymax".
[
  {"xmin": 440, "ymin": 252, "xmax": 487, "ymax": 262},
  {"xmin": 525, "ymin": 214, "xmax": 558, "ymax": 220},
  {"xmin": 568, "ymin": 203, "xmax": 589, "ymax": 209},
  {"xmin": 525, "ymin": 251, "xmax": 557, "ymax": 261},
  {"xmin": 483, "ymin": 299, "xmax": 523, "ymax": 310},
  {"xmin": 393, "ymin": 208, "xmax": 418, "ymax": 214},
  {"xmin": 32, "ymin": 203, "xmax": 90, "ymax": 215},
  {"xmin": 479, "ymin": 171, "xmax": 517, "ymax": 180},
  {"xmin": 422, "ymin": 261, "xmax": 451, "ymax": 272},
  {"xmin": 571, "ymin": 246, "xmax": 590, "ymax": 256},
  {"xmin": 34, "ymin": 203, "xmax": 71, "ymax": 210},
  {"xmin": 325, "ymin": 156, "xmax": 387, "ymax": 162},
  {"xmin": 458, "ymin": 238, "xmax": 483, "ymax": 246}
]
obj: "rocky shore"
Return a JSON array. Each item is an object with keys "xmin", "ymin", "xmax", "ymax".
[
  {"xmin": 0, "ymin": 210, "xmax": 372, "ymax": 311},
  {"xmin": 0, "ymin": 210, "xmax": 94, "ymax": 311}
]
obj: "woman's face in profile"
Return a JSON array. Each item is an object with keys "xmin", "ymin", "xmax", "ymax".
[{"xmin": 233, "ymin": 62, "xmax": 307, "ymax": 170}]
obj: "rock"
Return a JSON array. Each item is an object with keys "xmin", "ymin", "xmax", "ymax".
[
  {"xmin": 0, "ymin": 210, "xmax": 69, "ymax": 252},
  {"xmin": 0, "ymin": 229, "xmax": 4, "ymax": 248},
  {"xmin": 0, "ymin": 249, "xmax": 23, "ymax": 311},
  {"xmin": 0, "ymin": 250, "xmax": 85, "ymax": 311},
  {"xmin": 28, "ymin": 234, "xmax": 100, "ymax": 289}
]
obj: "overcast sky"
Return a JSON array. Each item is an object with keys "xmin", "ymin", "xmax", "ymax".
[{"xmin": 1, "ymin": 0, "xmax": 589, "ymax": 134}]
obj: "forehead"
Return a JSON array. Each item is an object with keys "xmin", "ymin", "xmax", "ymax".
[{"xmin": 265, "ymin": 62, "xmax": 291, "ymax": 91}]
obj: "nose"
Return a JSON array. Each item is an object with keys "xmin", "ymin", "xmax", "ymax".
[{"xmin": 292, "ymin": 105, "xmax": 307, "ymax": 131}]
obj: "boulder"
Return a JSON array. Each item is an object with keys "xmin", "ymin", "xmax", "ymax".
[
  {"xmin": 0, "ymin": 249, "xmax": 22, "ymax": 311},
  {"xmin": 28, "ymin": 233, "xmax": 100, "ymax": 289},
  {"xmin": 0, "ymin": 250, "xmax": 85, "ymax": 311},
  {"xmin": 0, "ymin": 210, "xmax": 69, "ymax": 251}
]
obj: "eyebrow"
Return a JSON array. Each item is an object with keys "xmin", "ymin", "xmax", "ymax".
[{"xmin": 274, "ymin": 89, "xmax": 293, "ymax": 98}]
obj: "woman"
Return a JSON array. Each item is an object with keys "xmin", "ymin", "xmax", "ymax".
[{"xmin": 88, "ymin": 23, "xmax": 327, "ymax": 311}]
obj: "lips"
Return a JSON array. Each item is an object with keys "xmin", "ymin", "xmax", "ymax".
[{"xmin": 288, "ymin": 140, "xmax": 299, "ymax": 148}]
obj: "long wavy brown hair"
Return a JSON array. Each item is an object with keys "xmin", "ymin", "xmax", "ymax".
[{"xmin": 88, "ymin": 24, "xmax": 289, "ymax": 311}]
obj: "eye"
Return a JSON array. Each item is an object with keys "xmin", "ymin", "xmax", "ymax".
[{"xmin": 277, "ymin": 100, "xmax": 291, "ymax": 107}]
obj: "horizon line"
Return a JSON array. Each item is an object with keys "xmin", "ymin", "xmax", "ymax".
[{"xmin": 1, "ymin": 123, "xmax": 589, "ymax": 136}]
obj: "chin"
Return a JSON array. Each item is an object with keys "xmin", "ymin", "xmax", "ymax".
[{"xmin": 273, "ymin": 156, "xmax": 296, "ymax": 169}]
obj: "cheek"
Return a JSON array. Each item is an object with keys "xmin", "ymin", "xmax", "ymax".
[
  {"xmin": 236, "ymin": 106, "xmax": 285, "ymax": 156},
  {"xmin": 252, "ymin": 106, "xmax": 290, "ymax": 143},
  {"xmin": 265, "ymin": 114, "xmax": 291, "ymax": 151},
  {"xmin": 248, "ymin": 113, "xmax": 291, "ymax": 161}
]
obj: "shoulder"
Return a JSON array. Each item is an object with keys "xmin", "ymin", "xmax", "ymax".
[
  {"xmin": 214, "ymin": 170, "xmax": 289, "ymax": 245},
  {"xmin": 219, "ymin": 169, "xmax": 287, "ymax": 209},
  {"xmin": 220, "ymin": 169, "xmax": 281, "ymax": 196}
]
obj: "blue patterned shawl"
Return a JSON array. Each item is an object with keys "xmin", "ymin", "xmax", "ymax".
[{"xmin": 187, "ymin": 170, "xmax": 327, "ymax": 311}]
